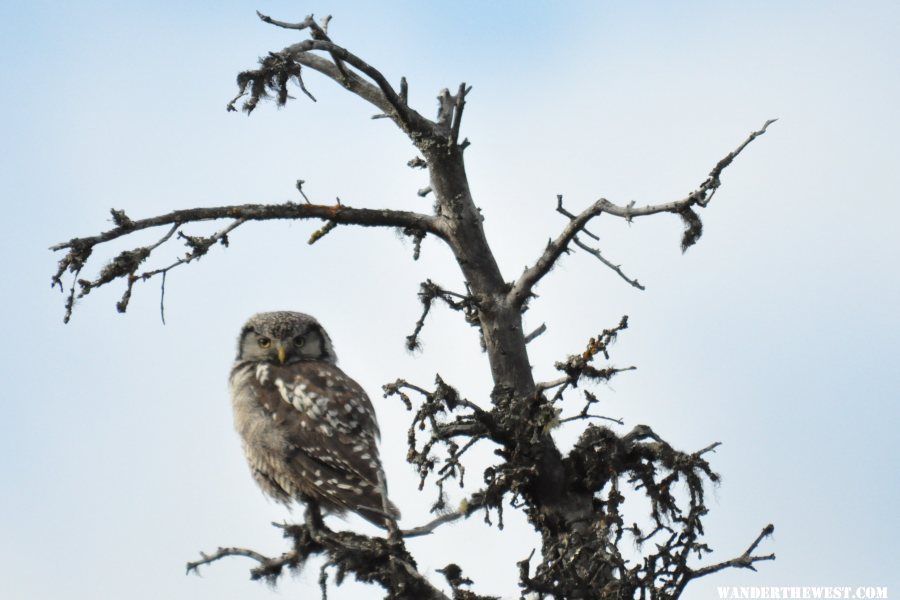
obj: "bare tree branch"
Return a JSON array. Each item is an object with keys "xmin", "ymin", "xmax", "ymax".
[
  {"xmin": 509, "ymin": 119, "xmax": 775, "ymax": 307},
  {"xmin": 384, "ymin": 375, "xmax": 496, "ymax": 511},
  {"xmin": 256, "ymin": 11, "xmax": 320, "ymax": 32},
  {"xmin": 256, "ymin": 11, "xmax": 352, "ymax": 89},
  {"xmin": 536, "ymin": 315, "xmax": 635, "ymax": 403},
  {"xmin": 688, "ymin": 525, "xmax": 776, "ymax": 579},
  {"xmin": 405, "ymin": 280, "xmax": 480, "ymax": 352},
  {"xmin": 51, "ymin": 202, "xmax": 441, "ymax": 322},
  {"xmin": 269, "ymin": 38, "xmax": 433, "ymax": 139},
  {"xmin": 232, "ymin": 14, "xmax": 475, "ymax": 154},
  {"xmin": 51, "ymin": 203, "xmax": 438, "ymax": 254},
  {"xmin": 401, "ymin": 506, "xmax": 479, "ymax": 539},
  {"xmin": 186, "ymin": 546, "xmax": 298, "ymax": 581},
  {"xmin": 572, "ymin": 236, "xmax": 645, "ymax": 290},
  {"xmin": 524, "ymin": 323, "xmax": 547, "ymax": 344},
  {"xmin": 558, "ymin": 390, "xmax": 624, "ymax": 426},
  {"xmin": 449, "ymin": 83, "xmax": 472, "ymax": 143},
  {"xmin": 187, "ymin": 518, "xmax": 454, "ymax": 600}
]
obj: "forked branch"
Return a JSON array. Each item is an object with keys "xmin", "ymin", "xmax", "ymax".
[
  {"xmin": 509, "ymin": 119, "xmax": 776, "ymax": 307},
  {"xmin": 235, "ymin": 12, "xmax": 472, "ymax": 151},
  {"xmin": 689, "ymin": 524, "xmax": 776, "ymax": 579}
]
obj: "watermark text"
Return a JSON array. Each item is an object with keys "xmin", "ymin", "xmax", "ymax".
[{"xmin": 717, "ymin": 587, "xmax": 888, "ymax": 599}]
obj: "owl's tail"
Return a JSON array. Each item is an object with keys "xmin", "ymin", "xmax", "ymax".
[
  {"xmin": 357, "ymin": 496, "xmax": 402, "ymax": 529},
  {"xmin": 357, "ymin": 469, "xmax": 401, "ymax": 529}
]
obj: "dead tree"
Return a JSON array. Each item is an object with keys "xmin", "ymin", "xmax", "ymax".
[{"xmin": 51, "ymin": 12, "xmax": 775, "ymax": 600}]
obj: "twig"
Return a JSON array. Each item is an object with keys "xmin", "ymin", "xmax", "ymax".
[
  {"xmin": 405, "ymin": 280, "xmax": 479, "ymax": 351},
  {"xmin": 540, "ymin": 317, "xmax": 634, "ymax": 403},
  {"xmin": 399, "ymin": 76, "xmax": 408, "ymax": 105},
  {"xmin": 256, "ymin": 11, "xmax": 313, "ymax": 31},
  {"xmin": 296, "ymin": 179, "xmax": 312, "ymax": 203},
  {"xmin": 401, "ymin": 511, "xmax": 467, "ymax": 538},
  {"xmin": 257, "ymin": 12, "xmax": 348, "ymax": 80},
  {"xmin": 524, "ymin": 323, "xmax": 547, "ymax": 344},
  {"xmin": 308, "ymin": 220, "xmax": 338, "ymax": 244},
  {"xmin": 160, "ymin": 271, "xmax": 167, "ymax": 324},
  {"xmin": 450, "ymin": 82, "xmax": 471, "ymax": 144},
  {"xmin": 559, "ymin": 413, "xmax": 624, "ymax": 426},
  {"xmin": 572, "ymin": 236, "xmax": 645, "ymax": 290},
  {"xmin": 687, "ymin": 525, "xmax": 776, "ymax": 580},
  {"xmin": 186, "ymin": 546, "xmax": 298, "ymax": 578},
  {"xmin": 148, "ymin": 222, "xmax": 180, "ymax": 250},
  {"xmin": 693, "ymin": 442, "xmax": 722, "ymax": 457},
  {"xmin": 556, "ymin": 195, "xmax": 600, "ymax": 241},
  {"xmin": 127, "ymin": 218, "xmax": 248, "ymax": 314},
  {"xmin": 535, "ymin": 376, "xmax": 569, "ymax": 393}
]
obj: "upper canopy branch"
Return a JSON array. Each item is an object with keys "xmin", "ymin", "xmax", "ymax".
[
  {"xmin": 285, "ymin": 39, "xmax": 427, "ymax": 135},
  {"xmin": 237, "ymin": 12, "xmax": 470, "ymax": 150},
  {"xmin": 508, "ymin": 119, "xmax": 776, "ymax": 307}
]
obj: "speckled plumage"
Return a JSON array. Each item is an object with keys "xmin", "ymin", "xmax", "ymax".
[{"xmin": 229, "ymin": 311, "xmax": 398, "ymax": 528}]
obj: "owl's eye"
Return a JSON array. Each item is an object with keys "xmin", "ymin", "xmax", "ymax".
[
  {"xmin": 293, "ymin": 335, "xmax": 306, "ymax": 346},
  {"xmin": 257, "ymin": 337, "xmax": 272, "ymax": 348}
]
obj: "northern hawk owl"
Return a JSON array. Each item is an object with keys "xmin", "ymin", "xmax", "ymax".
[{"xmin": 230, "ymin": 311, "xmax": 399, "ymax": 527}]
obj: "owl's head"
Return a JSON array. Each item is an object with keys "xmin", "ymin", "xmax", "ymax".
[{"xmin": 237, "ymin": 311, "xmax": 337, "ymax": 365}]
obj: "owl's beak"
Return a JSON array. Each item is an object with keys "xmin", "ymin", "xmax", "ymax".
[{"xmin": 276, "ymin": 344, "xmax": 287, "ymax": 365}]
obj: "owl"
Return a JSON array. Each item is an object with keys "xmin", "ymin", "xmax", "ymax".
[{"xmin": 229, "ymin": 311, "xmax": 399, "ymax": 528}]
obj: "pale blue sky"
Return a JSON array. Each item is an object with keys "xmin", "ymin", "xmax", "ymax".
[{"xmin": 2, "ymin": 2, "xmax": 898, "ymax": 599}]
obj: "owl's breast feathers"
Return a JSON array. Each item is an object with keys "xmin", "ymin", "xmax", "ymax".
[{"xmin": 230, "ymin": 360, "xmax": 399, "ymax": 526}]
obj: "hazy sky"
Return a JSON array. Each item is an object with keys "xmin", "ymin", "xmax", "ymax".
[{"xmin": 2, "ymin": 1, "xmax": 898, "ymax": 599}]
